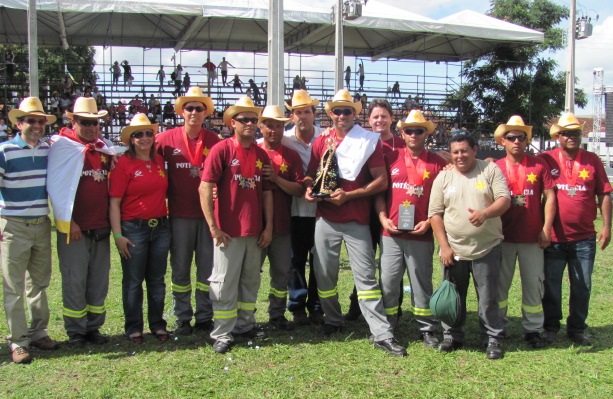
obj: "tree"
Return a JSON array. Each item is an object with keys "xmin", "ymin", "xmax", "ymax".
[{"xmin": 445, "ymin": 0, "xmax": 587, "ymax": 139}]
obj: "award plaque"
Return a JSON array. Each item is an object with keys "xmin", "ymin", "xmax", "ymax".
[
  {"xmin": 398, "ymin": 203, "xmax": 415, "ymax": 231},
  {"xmin": 312, "ymin": 138, "xmax": 339, "ymax": 198}
]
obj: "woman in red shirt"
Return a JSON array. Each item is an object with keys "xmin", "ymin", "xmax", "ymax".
[{"xmin": 109, "ymin": 113, "xmax": 170, "ymax": 344}]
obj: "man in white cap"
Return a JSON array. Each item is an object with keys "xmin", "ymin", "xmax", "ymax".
[
  {"xmin": 493, "ymin": 115, "xmax": 556, "ymax": 349},
  {"xmin": 538, "ymin": 112, "xmax": 611, "ymax": 345},
  {"xmin": 156, "ymin": 86, "xmax": 221, "ymax": 336},
  {"xmin": 1, "ymin": 97, "xmax": 60, "ymax": 364},
  {"xmin": 258, "ymin": 105, "xmax": 305, "ymax": 331},
  {"xmin": 199, "ymin": 96, "xmax": 273, "ymax": 354},
  {"xmin": 304, "ymin": 89, "xmax": 406, "ymax": 356},
  {"xmin": 47, "ymin": 97, "xmax": 116, "ymax": 347},
  {"xmin": 282, "ymin": 90, "xmax": 324, "ymax": 326},
  {"xmin": 375, "ymin": 109, "xmax": 447, "ymax": 348}
]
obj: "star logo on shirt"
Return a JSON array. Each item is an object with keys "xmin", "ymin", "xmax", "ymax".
[
  {"xmin": 476, "ymin": 181, "xmax": 486, "ymax": 190},
  {"xmin": 158, "ymin": 168, "xmax": 166, "ymax": 178},
  {"xmin": 279, "ymin": 162, "xmax": 288, "ymax": 173},
  {"xmin": 203, "ymin": 146, "xmax": 210, "ymax": 156},
  {"xmin": 423, "ymin": 170, "xmax": 430, "ymax": 180},
  {"xmin": 579, "ymin": 168, "xmax": 590, "ymax": 180},
  {"xmin": 100, "ymin": 155, "xmax": 108, "ymax": 164},
  {"xmin": 256, "ymin": 159, "xmax": 263, "ymax": 169},
  {"xmin": 402, "ymin": 200, "xmax": 411, "ymax": 208},
  {"xmin": 527, "ymin": 172, "xmax": 538, "ymax": 183}
]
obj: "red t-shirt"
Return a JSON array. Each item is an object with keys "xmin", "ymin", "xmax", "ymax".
[
  {"xmin": 383, "ymin": 150, "xmax": 446, "ymax": 241},
  {"xmin": 72, "ymin": 151, "xmax": 112, "ymax": 230},
  {"xmin": 258, "ymin": 143, "xmax": 304, "ymax": 235},
  {"xmin": 496, "ymin": 155, "xmax": 555, "ymax": 243},
  {"xmin": 156, "ymin": 127, "xmax": 221, "ymax": 218},
  {"xmin": 201, "ymin": 139, "xmax": 273, "ymax": 238},
  {"xmin": 307, "ymin": 133, "xmax": 386, "ymax": 225},
  {"xmin": 381, "ymin": 135, "xmax": 405, "ymax": 170},
  {"xmin": 539, "ymin": 148, "xmax": 612, "ymax": 242},
  {"xmin": 109, "ymin": 154, "xmax": 169, "ymax": 221}
]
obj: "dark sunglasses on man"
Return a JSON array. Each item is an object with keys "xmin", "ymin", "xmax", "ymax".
[
  {"xmin": 332, "ymin": 108, "xmax": 353, "ymax": 116},
  {"xmin": 504, "ymin": 134, "xmax": 527, "ymax": 142},
  {"xmin": 558, "ymin": 130, "xmax": 581, "ymax": 138},
  {"xmin": 403, "ymin": 128, "xmax": 425, "ymax": 136},
  {"xmin": 76, "ymin": 119, "xmax": 99, "ymax": 127}
]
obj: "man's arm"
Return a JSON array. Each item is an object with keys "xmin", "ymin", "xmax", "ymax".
[
  {"xmin": 430, "ymin": 214, "xmax": 454, "ymax": 267},
  {"xmin": 326, "ymin": 165, "xmax": 387, "ymax": 206},
  {"xmin": 375, "ymin": 193, "xmax": 400, "ymax": 235},
  {"xmin": 199, "ymin": 181, "xmax": 230, "ymax": 247},
  {"xmin": 467, "ymin": 196, "xmax": 511, "ymax": 227},
  {"xmin": 538, "ymin": 188, "xmax": 556, "ymax": 249},
  {"xmin": 258, "ymin": 190, "xmax": 274, "ymax": 248},
  {"xmin": 597, "ymin": 193, "xmax": 611, "ymax": 250},
  {"xmin": 261, "ymin": 163, "xmax": 304, "ymax": 197}
]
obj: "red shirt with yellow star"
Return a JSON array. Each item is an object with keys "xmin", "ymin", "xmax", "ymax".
[
  {"xmin": 109, "ymin": 154, "xmax": 168, "ymax": 221},
  {"xmin": 258, "ymin": 143, "xmax": 304, "ymax": 235},
  {"xmin": 383, "ymin": 150, "xmax": 446, "ymax": 241},
  {"xmin": 72, "ymin": 145, "xmax": 112, "ymax": 230},
  {"xmin": 496, "ymin": 154, "xmax": 555, "ymax": 243},
  {"xmin": 539, "ymin": 148, "xmax": 612, "ymax": 242},
  {"xmin": 156, "ymin": 127, "xmax": 220, "ymax": 218},
  {"xmin": 202, "ymin": 139, "xmax": 273, "ymax": 238}
]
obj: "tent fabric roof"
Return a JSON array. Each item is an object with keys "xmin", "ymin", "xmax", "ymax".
[{"xmin": 0, "ymin": 0, "xmax": 544, "ymax": 62}]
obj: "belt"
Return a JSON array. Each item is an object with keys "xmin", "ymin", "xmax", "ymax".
[
  {"xmin": 126, "ymin": 217, "xmax": 166, "ymax": 228},
  {"xmin": 1, "ymin": 215, "xmax": 48, "ymax": 225}
]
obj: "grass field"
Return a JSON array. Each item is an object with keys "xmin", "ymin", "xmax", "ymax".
[{"xmin": 1, "ymin": 219, "xmax": 612, "ymax": 399}]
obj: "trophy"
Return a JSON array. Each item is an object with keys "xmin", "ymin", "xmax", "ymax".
[{"xmin": 311, "ymin": 137, "xmax": 339, "ymax": 198}]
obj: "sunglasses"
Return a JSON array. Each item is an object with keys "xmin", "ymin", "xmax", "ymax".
[
  {"xmin": 184, "ymin": 106, "xmax": 206, "ymax": 113},
  {"xmin": 76, "ymin": 119, "xmax": 99, "ymax": 127},
  {"xmin": 332, "ymin": 108, "xmax": 354, "ymax": 116},
  {"xmin": 234, "ymin": 117, "xmax": 259, "ymax": 125},
  {"xmin": 24, "ymin": 118, "xmax": 47, "ymax": 125},
  {"xmin": 403, "ymin": 128, "xmax": 425, "ymax": 136},
  {"xmin": 559, "ymin": 130, "xmax": 581, "ymax": 138},
  {"xmin": 504, "ymin": 135, "xmax": 527, "ymax": 142},
  {"xmin": 131, "ymin": 130, "xmax": 155, "ymax": 139}
]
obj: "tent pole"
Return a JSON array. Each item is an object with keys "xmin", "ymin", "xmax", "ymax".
[{"xmin": 27, "ymin": 0, "xmax": 39, "ymax": 97}]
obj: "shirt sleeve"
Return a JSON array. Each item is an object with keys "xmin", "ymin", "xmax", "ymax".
[
  {"xmin": 366, "ymin": 141, "xmax": 385, "ymax": 170},
  {"xmin": 592, "ymin": 153, "xmax": 613, "ymax": 195},
  {"xmin": 108, "ymin": 157, "xmax": 130, "ymax": 198},
  {"xmin": 201, "ymin": 143, "xmax": 225, "ymax": 184},
  {"xmin": 489, "ymin": 163, "xmax": 512, "ymax": 200},
  {"xmin": 428, "ymin": 172, "xmax": 446, "ymax": 217}
]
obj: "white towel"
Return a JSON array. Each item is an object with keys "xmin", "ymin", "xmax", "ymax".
[{"xmin": 335, "ymin": 125, "xmax": 379, "ymax": 181}]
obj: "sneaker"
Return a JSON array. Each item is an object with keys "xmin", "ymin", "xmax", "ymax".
[
  {"xmin": 11, "ymin": 347, "xmax": 32, "ymax": 364},
  {"xmin": 439, "ymin": 338, "xmax": 463, "ymax": 353},
  {"xmin": 85, "ymin": 330, "xmax": 110, "ymax": 345},
  {"xmin": 30, "ymin": 336, "xmax": 61, "ymax": 350},
  {"xmin": 292, "ymin": 310, "xmax": 311, "ymax": 326},
  {"xmin": 421, "ymin": 332, "xmax": 440, "ymax": 349},
  {"xmin": 568, "ymin": 332, "xmax": 592, "ymax": 346},
  {"xmin": 213, "ymin": 340, "xmax": 232, "ymax": 354},
  {"xmin": 486, "ymin": 342, "xmax": 504, "ymax": 360},
  {"xmin": 269, "ymin": 316, "xmax": 295, "ymax": 331},
  {"xmin": 373, "ymin": 338, "xmax": 407, "ymax": 357},
  {"xmin": 344, "ymin": 300, "xmax": 362, "ymax": 321},
  {"xmin": 175, "ymin": 321, "xmax": 194, "ymax": 336},
  {"xmin": 524, "ymin": 332, "xmax": 547, "ymax": 349},
  {"xmin": 320, "ymin": 324, "xmax": 342, "ymax": 336},
  {"xmin": 67, "ymin": 334, "xmax": 87, "ymax": 348},
  {"xmin": 194, "ymin": 320, "xmax": 214, "ymax": 333},
  {"xmin": 234, "ymin": 327, "xmax": 267, "ymax": 340},
  {"xmin": 309, "ymin": 310, "xmax": 325, "ymax": 326}
]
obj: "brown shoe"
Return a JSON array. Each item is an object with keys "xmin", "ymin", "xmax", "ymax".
[
  {"xmin": 30, "ymin": 336, "xmax": 61, "ymax": 351},
  {"xmin": 11, "ymin": 347, "xmax": 32, "ymax": 364}
]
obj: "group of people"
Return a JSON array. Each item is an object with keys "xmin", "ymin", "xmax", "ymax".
[{"xmin": 1, "ymin": 83, "xmax": 609, "ymax": 364}]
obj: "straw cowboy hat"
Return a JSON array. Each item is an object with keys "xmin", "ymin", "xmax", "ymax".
[
  {"xmin": 174, "ymin": 86, "xmax": 214, "ymax": 117},
  {"xmin": 223, "ymin": 96, "xmax": 263, "ymax": 127},
  {"xmin": 259, "ymin": 105, "xmax": 290, "ymax": 124},
  {"xmin": 493, "ymin": 115, "xmax": 533, "ymax": 145},
  {"xmin": 285, "ymin": 90, "xmax": 319, "ymax": 110},
  {"xmin": 65, "ymin": 97, "xmax": 108, "ymax": 119},
  {"xmin": 8, "ymin": 96, "xmax": 57, "ymax": 125},
  {"xmin": 324, "ymin": 89, "xmax": 362, "ymax": 118},
  {"xmin": 549, "ymin": 112, "xmax": 585, "ymax": 139},
  {"xmin": 396, "ymin": 109, "xmax": 436, "ymax": 135},
  {"xmin": 120, "ymin": 113, "xmax": 159, "ymax": 145}
]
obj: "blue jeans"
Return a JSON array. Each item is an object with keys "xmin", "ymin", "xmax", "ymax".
[
  {"xmin": 120, "ymin": 218, "xmax": 170, "ymax": 336},
  {"xmin": 543, "ymin": 236, "xmax": 596, "ymax": 335},
  {"xmin": 287, "ymin": 217, "xmax": 320, "ymax": 314}
]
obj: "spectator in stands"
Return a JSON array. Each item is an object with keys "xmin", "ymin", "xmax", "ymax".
[
  {"xmin": 173, "ymin": 65, "xmax": 183, "ymax": 97},
  {"xmin": 293, "ymin": 76, "xmax": 301, "ymax": 91},
  {"xmin": 120, "ymin": 61, "xmax": 132, "ymax": 88},
  {"xmin": 403, "ymin": 95, "xmax": 418, "ymax": 112},
  {"xmin": 300, "ymin": 77, "xmax": 308, "ymax": 90},
  {"xmin": 248, "ymin": 79, "xmax": 262, "ymax": 106},
  {"xmin": 5, "ymin": 49, "xmax": 15, "ymax": 79},
  {"xmin": 129, "ymin": 95, "xmax": 142, "ymax": 115},
  {"xmin": 344, "ymin": 66, "xmax": 351, "ymax": 89},
  {"xmin": 183, "ymin": 73, "xmax": 191, "ymax": 93},
  {"xmin": 232, "ymin": 74, "xmax": 244, "ymax": 93},
  {"xmin": 96, "ymin": 94, "xmax": 106, "ymax": 109},
  {"xmin": 361, "ymin": 93, "xmax": 368, "ymax": 111},
  {"xmin": 110, "ymin": 61, "xmax": 121, "ymax": 89},
  {"xmin": 156, "ymin": 66, "xmax": 166, "ymax": 91},
  {"xmin": 62, "ymin": 74, "xmax": 73, "ymax": 95},
  {"xmin": 202, "ymin": 58, "xmax": 217, "ymax": 85},
  {"xmin": 48, "ymin": 92, "xmax": 60, "ymax": 117},
  {"xmin": 357, "ymin": 61, "xmax": 365, "ymax": 91},
  {"xmin": 218, "ymin": 57, "xmax": 234, "ymax": 86},
  {"xmin": 392, "ymin": 82, "xmax": 400, "ymax": 98},
  {"xmin": 117, "ymin": 101, "xmax": 127, "ymax": 126},
  {"xmin": 163, "ymin": 100, "xmax": 175, "ymax": 125},
  {"xmin": 0, "ymin": 118, "xmax": 7, "ymax": 142},
  {"xmin": 59, "ymin": 93, "xmax": 72, "ymax": 115}
]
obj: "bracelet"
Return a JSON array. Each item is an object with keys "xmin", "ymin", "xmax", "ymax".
[{"xmin": 113, "ymin": 233, "xmax": 123, "ymax": 239}]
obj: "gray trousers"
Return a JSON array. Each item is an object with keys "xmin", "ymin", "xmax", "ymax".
[
  {"xmin": 313, "ymin": 218, "xmax": 393, "ymax": 341},
  {"xmin": 380, "ymin": 236, "xmax": 437, "ymax": 332},
  {"xmin": 499, "ymin": 242, "xmax": 545, "ymax": 334},
  {"xmin": 443, "ymin": 244, "xmax": 504, "ymax": 344},
  {"xmin": 261, "ymin": 233, "xmax": 292, "ymax": 318},
  {"xmin": 209, "ymin": 237, "xmax": 262, "ymax": 343},
  {"xmin": 57, "ymin": 231, "xmax": 110, "ymax": 337},
  {"xmin": 169, "ymin": 217, "xmax": 214, "ymax": 324}
]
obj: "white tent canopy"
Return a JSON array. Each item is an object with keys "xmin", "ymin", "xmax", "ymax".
[{"xmin": 1, "ymin": 0, "xmax": 544, "ymax": 62}]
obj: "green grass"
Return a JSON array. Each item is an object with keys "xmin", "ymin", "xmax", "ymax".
[{"xmin": 1, "ymin": 219, "xmax": 612, "ymax": 398}]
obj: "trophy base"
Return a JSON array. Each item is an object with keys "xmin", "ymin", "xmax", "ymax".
[{"xmin": 311, "ymin": 192, "xmax": 332, "ymax": 198}]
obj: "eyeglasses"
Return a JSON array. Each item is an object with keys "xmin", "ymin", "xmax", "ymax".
[
  {"xmin": 559, "ymin": 130, "xmax": 581, "ymax": 138},
  {"xmin": 402, "ymin": 128, "xmax": 425, "ymax": 136},
  {"xmin": 504, "ymin": 135, "xmax": 527, "ymax": 142},
  {"xmin": 131, "ymin": 130, "xmax": 155, "ymax": 139},
  {"xmin": 76, "ymin": 119, "xmax": 99, "ymax": 127},
  {"xmin": 234, "ymin": 117, "xmax": 259, "ymax": 125},
  {"xmin": 184, "ymin": 106, "xmax": 206, "ymax": 113},
  {"xmin": 332, "ymin": 108, "xmax": 354, "ymax": 116},
  {"xmin": 24, "ymin": 118, "xmax": 47, "ymax": 125}
]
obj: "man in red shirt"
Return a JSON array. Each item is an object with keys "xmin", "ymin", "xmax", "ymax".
[
  {"xmin": 538, "ymin": 112, "xmax": 612, "ymax": 345},
  {"xmin": 258, "ymin": 105, "xmax": 305, "ymax": 331},
  {"xmin": 199, "ymin": 97, "xmax": 273, "ymax": 354},
  {"xmin": 304, "ymin": 89, "xmax": 406, "ymax": 356},
  {"xmin": 494, "ymin": 116, "xmax": 556, "ymax": 349},
  {"xmin": 375, "ymin": 109, "xmax": 447, "ymax": 348},
  {"xmin": 156, "ymin": 87, "xmax": 220, "ymax": 336}
]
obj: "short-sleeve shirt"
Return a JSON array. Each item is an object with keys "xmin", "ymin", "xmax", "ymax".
[
  {"xmin": 496, "ymin": 154, "xmax": 555, "ymax": 243},
  {"xmin": 109, "ymin": 154, "xmax": 168, "ymax": 221},
  {"xmin": 156, "ymin": 127, "xmax": 220, "ymax": 218},
  {"xmin": 538, "ymin": 148, "xmax": 612, "ymax": 242},
  {"xmin": 72, "ymin": 150, "xmax": 112, "ymax": 230},
  {"xmin": 201, "ymin": 139, "xmax": 273, "ymax": 238},
  {"xmin": 307, "ymin": 133, "xmax": 385, "ymax": 225},
  {"xmin": 428, "ymin": 160, "xmax": 510, "ymax": 260}
]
